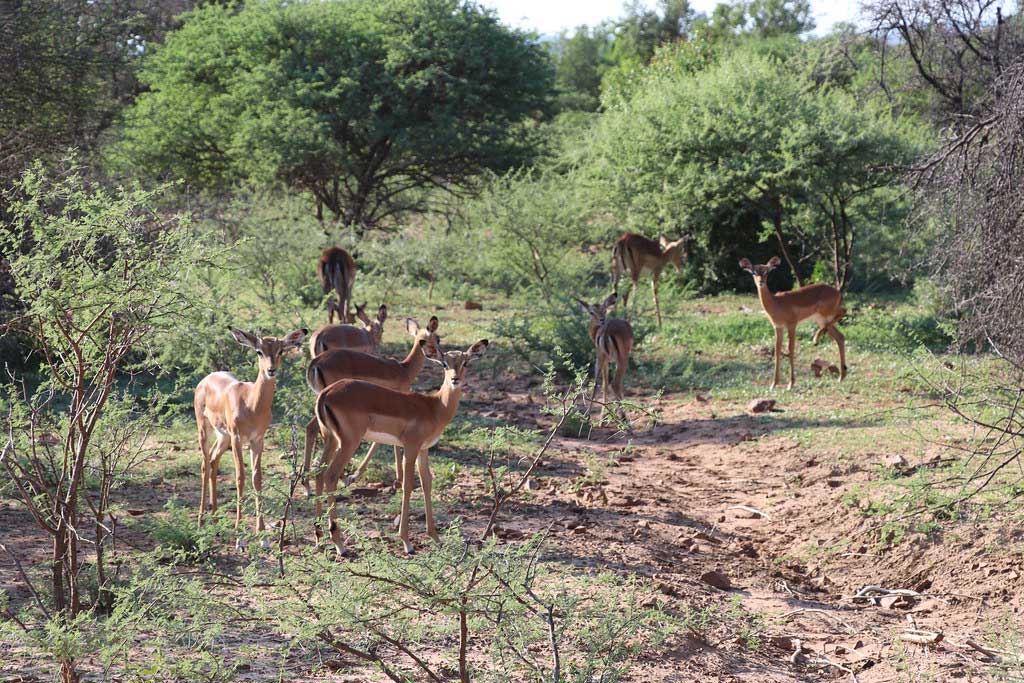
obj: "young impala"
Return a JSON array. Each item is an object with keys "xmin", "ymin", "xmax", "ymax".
[
  {"xmin": 740, "ymin": 256, "xmax": 847, "ymax": 390},
  {"xmin": 313, "ymin": 340, "xmax": 489, "ymax": 554},
  {"xmin": 576, "ymin": 294, "xmax": 634, "ymax": 416},
  {"xmin": 307, "ymin": 303, "xmax": 387, "ymax": 357},
  {"xmin": 611, "ymin": 232, "xmax": 688, "ymax": 327},
  {"xmin": 318, "ymin": 246, "xmax": 356, "ymax": 324},
  {"xmin": 302, "ymin": 316, "xmax": 441, "ymax": 494},
  {"xmin": 193, "ymin": 328, "xmax": 307, "ymax": 536}
]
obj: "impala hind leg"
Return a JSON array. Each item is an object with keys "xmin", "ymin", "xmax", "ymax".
[
  {"xmin": 417, "ymin": 449, "xmax": 438, "ymax": 543},
  {"xmin": 313, "ymin": 431, "xmax": 340, "ymax": 541},
  {"xmin": 345, "ymin": 441, "xmax": 380, "ymax": 486},
  {"xmin": 208, "ymin": 433, "xmax": 229, "ymax": 515},
  {"xmin": 826, "ymin": 324, "xmax": 848, "ymax": 381},
  {"xmin": 323, "ymin": 438, "xmax": 359, "ymax": 556},
  {"xmin": 197, "ymin": 422, "xmax": 212, "ymax": 526},
  {"xmin": 813, "ymin": 325, "xmax": 827, "ymax": 345},
  {"xmin": 651, "ymin": 274, "xmax": 662, "ymax": 328},
  {"xmin": 302, "ymin": 416, "xmax": 320, "ymax": 498}
]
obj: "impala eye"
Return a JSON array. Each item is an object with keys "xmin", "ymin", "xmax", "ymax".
[{"xmin": 256, "ymin": 350, "xmax": 264, "ymax": 357}]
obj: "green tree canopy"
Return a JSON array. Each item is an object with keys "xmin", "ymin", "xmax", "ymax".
[
  {"xmin": 117, "ymin": 0, "xmax": 554, "ymax": 232},
  {"xmin": 588, "ymin": 46, "xmax": 925, "ymax": 290}
]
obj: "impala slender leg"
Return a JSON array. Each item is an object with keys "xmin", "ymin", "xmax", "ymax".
[
  {"xmin": 230, "ymin": 434, "xmax": 245, "ymax": 530},
  {"xmin": 813, "ymin": 325, "xmax": 827, "ymax": 345},
  {"xmin": 324, "ymin": 438, "xmax": 359, "ymax": 556},
  {"xmin": 652, "ymin": 274, "xmax": 662, "ymax": 328},
  {"xmin": 786, "ymin": 326, "xmax": 796, "ymax": 390},
  {"xmin": 313, "ymin": 431, "xmax": 338, "ymax": 541},
  {"xmin": 302, "ymin": 416, "xmax": 320, "ymax": 498},
  {"xmin": 771, "ymin": 327, "xmax": 783, "ymax": 390},
  {"xmin": 827, "ymin": 324, "xmax": 847, "ymax": 381},
  {"xmin": 197, "ymin": 422, "xmax": 211, "ymax": 526},
  {"xmin": 250, "ymin": 438, "xmax": 265, "ymax": 533},
  {"xmin": 393, "ymin": 446, "xmax": 403, "ymax": 490},
  {"xmin": 398, "ymin": 443, "xmax": 422, "ymax": 554},
  {"xmin": 600, "ymin": 356, "xmax": 611, "ymax": 418},
  {"xmin": 209, "ymin": 434, "xmax": 229, "ymax": 514},
  {"xmin": 346, "ymin": 442, "xmax": 380, "ymax": 486},
  {"xmin": 417, "ymin": 449, "xmax": 438, "ymax": 542}
]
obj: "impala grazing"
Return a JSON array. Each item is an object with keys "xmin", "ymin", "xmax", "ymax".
[
  {"xmin": 318, "ymin": 246, "xmax": 356, "ymax": 324},
  {"xmin": 313, "ymin": 340, "xmax": 489, "ymax": 554},
  {"xmin": 302, "ymin": 316, "xmax": 441, "ymax": 494},
  {"xmin": 307, "ymin": 303, "xmax": 387, "ymax": 357},
  {"xmin": 193, "ymin": 328, "xmax": 307, "ymax": 537},
  {"xmin": 740, "ymin": 256, "xmax": 847, "ymax": 390},
  {"xmin": 577, "ymin": 294, "xmax": 634, "ymax": 416},
  {"xmin": 611, "ymin": 232, "xmax": 688, "ymax": 327}
]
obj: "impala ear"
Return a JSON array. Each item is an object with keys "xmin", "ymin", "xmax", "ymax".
[
  {"xmin": 738, "ymin": 258, "xmax": 754, "ymax": 273},
  {"xmin": 427, "ymin": 315, "xmax": 439, "ymax": 333},
  {"xmin": 229, "ymin": 328, "xmax": 259, "ymax": 350},
  {"xmin": 377, "ymin": 305, "xmax": 388, "ymax": 323},
  {"xmin": 466, "ymin": 339, "xmax": 489, "ymax": 361},
  {"xmin": 406, "ymin": 318, "xmax": 420, "ymax": 335},
  {"xmin": 659, "ymin": 234, "xmax": 669, "ymax": 247},
  {"xmin": 423, "ymin": 341, "xmax": 448, "ymax": 367},
  {"xmin": 603, "ymin": 293, "xmax": 617, "ymax": 309},
  {"xmin": 767, "ymin": 256, "xmax": 782, "ymax": 268},
  {"xmin": 282, "ymin": 329, "xmax": 308, "ymax": 349},
  {"xmin": 574, "ymin": 297, "xmax": 590, "ymax": 314}
]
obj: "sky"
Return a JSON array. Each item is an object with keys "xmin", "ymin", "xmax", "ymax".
[{"xmin": 478, "ymin": 0, "xmax": 861, "ymax": 37}]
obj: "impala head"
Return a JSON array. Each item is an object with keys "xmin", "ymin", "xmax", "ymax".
[
  {"xmin": 426, "ymin": 339, "xmax": 489, "ymax": 389},
  {"xmin": 355, "ymin": 302, "xmax": 388, "ymax": 346},
  {"xmin": 406, "ymin": 315, "xmax": 442, "ymax": 357},
  {"xmin": 230, "ymin": 328, "xmax": 307, "ymax": 380},
  {"xmin": 659, "ymin": 234, "xmax": 690, "ymax": 272},
  {"xmin": 575, "ymin": 293, "xmax": 617, "ymax": 324},
  {"xmin": 739, "ymin": 256, "xmax": 781, "ymax": 288}
]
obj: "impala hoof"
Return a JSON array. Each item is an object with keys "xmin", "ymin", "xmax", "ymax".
[
  {"xmin": 235, "ymin": 537, "xmax": 247, "ymax": 552},
  {"xmin": 260, "ymin": 537, "xmax": 271, "ymax": 551},
  {"xmin": 402, "ymin": 539, "xmax": 416, "ymax": 555}
]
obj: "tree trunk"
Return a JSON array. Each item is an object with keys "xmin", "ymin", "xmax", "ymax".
[{"xmin": 770, "ymin": 198, "xmax": 803, "ymax": 287}]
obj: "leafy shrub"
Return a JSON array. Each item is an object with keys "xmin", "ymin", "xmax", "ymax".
[{"xmin": 147, "ymin": 498, "xmax": 232, "ymax": 563}]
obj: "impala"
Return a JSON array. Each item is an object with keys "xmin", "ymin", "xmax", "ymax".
[
  {"xmin": 318, "ymin": 246, "xmax": 356, "ymax": 324},
  {"xmin": 307, "ymin": 303, "xmax": 387, "ymax": 357},
  {"xmin": 313, "ymin": 340, "xmax": 489, "ymax": 554},
  {"xmin": 576, "ymin": 294, "xmax": 634, "ymax": 416},
  {"xmin": 302, "ymin": 316, "xmax": 441, "ymax": 494},
  {"xmin": 740, "ymin": 256, "xmax": 847, "ymax": 390},
  {"xmin": 611, "ymin": 232, "xmax": 688, "ymax": 327},
  {"xmin": 194, "ymin": 328, "xmax": 307, "ymax": 536}
]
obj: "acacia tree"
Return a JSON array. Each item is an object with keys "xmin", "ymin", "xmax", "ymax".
[
  {"xmin": 119, "ymin": 0, "xmax": 553, "ymax": 233},
  {"xmin": 0, "ymin": 162, "xmax": 204, "ymax": 682}
]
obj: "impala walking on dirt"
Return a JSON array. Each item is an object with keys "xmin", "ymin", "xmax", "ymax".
[
  {"xmin": 313, "ymin": 340, "xmax": 489, "ymax": 554},
  {"xmin": 193, "ymin": 328, "xmax": 307, "ymax": 539},
  {"xmin": 740, "ymin": 256, "xmax": 847, "ymax": 390},
  {"xmin": 577, "ymin": 294, "xmax": 634, "ymax": 417},
  {"xmin": 611, "ymin": 232, "xmax": 688, "ymax": 327}
]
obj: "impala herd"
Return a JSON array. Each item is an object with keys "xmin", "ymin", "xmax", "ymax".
[{"xmin": 194, "ymin": 236, "xmax": 848, "ymax": 552}]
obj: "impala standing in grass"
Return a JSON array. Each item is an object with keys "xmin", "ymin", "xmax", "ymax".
[
  {"xmin": 307, "ymin": 303, "xmax": 387, "ymax": 357},
  {"xmin": 318, "ymin": 246, "xmax": 356, "ymax": 324},
  {"xmin": 193, "ymin": 328, "xmax": 307, "ymax": 540},
  {"xmin": 577, "ymin": 294, "xmax": 634, "ymax": 417},
  {"xmin": 740, "ymin": 256, "xmax": 847, "ymax": 390}
]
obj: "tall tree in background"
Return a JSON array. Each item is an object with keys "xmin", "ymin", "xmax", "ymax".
[
  {"xmin": 119, "ymin": 0, "xmax": 553, "ymax": 233},
  {"xmin": 551, "ymin": 24, "xmax": 616, "ymax": 111}
]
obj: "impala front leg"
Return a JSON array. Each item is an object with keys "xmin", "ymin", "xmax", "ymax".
[
  {"xmin": 230, "ymin": 434, "xmax": 245, "ymax": 529},
  {"xmin": 771, "ymin": 327, "xmax": 783, "ymax": 390},
  {"xmin": 651, "ymin": 273, "xmax": 662, "ymax": 328},
  {"xmin": 250, "ymin": 438, "xmax": 266, "ymax": 535},
  {"xmin": 786, "ymin": 326, "xmax": 796, "ymax": 390},
  {"xmin": 398, "ymin": 443, "xmax": 421, "ymax": 554},
  {"xmin": 417, "ymin": 449, "xmax": 438, "ymax": 543}
]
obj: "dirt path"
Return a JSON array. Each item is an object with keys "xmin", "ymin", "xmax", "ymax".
[{"xmin": 459, "ymin": 387, "xmax": 1015, "ymax": 682}]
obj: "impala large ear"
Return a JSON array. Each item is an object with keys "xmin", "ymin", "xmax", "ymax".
[
  {"xmin": 229, "ymin": 328, "xmax": 259, "ymax": 350},
  {"xmin": 354, "ymin": 303, "xmax": 370, "ymax": 325},
  {"xmin": 574, "ymin": 297, "xmax": 591, "ymax": 314},
  {"xmin": 466, "ymin": 339, "xmax": 489, "ymax": 362},
  {"xmin": 377, "ymin": 305, "xmax": 388, "ymax": 323},
  {"xmin": 659, "ymin": 234, "xmax": 669, "ymax": 247},
  {"xmin": 423, "ymin": 341, "xmax": 448, "ymax": 367},
  {"xmin": 282, "ymin": 328, "xmax": 308, "ymax": 350},
  {"xmin": 427, "ymin": 315, "xmax": 439, "ymax": 333},
  {"xmin": 602, "ymin": 293, "xmax": 617, "ymax": 310},
  {"xmin": 738, "ymin": 258, "xmax": 754, "ymax": 273},
  {"xmin": 406, "ymin": 318, "xmax": 420, "ymax": 335},
  {"xmin": 767, "ymin": 256, "xmax": 782, "ymax": 268}
]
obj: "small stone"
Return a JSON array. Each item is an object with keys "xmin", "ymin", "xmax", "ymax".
[
  {"xmin": 747, "ymin": 399, "xmax": 776, "ymax": 414},
  {"xmin": 700, "ymin": 569, "xmax": 732, "ymax": 590},
  {"xmin": 572, "ymin": 525, "xmax": 588, "ymax": 535},
  {"xmin": 525, "ymin": 477, "xmax": 540, "ymax": 491}
]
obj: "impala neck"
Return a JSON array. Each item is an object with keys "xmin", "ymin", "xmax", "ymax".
[
  {"xmin": 400, "ymin": 338, "xmax": 428, "ymax": 376},
  {"xmin": 755, "ymin": 281, "xmax": 781, "ymax": 318},
  {"xmin": 434, "ymin": 379, "xmax": 463, "ymax": 421},
  {"xmin": 249, "ymin": 370, "xmax": 276, "ymax": 417}
]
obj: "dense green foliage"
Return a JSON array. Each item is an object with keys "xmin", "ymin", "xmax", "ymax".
[{"xmin": 118, "ymin": 0, "xmax": 553, "ymax": 230}]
